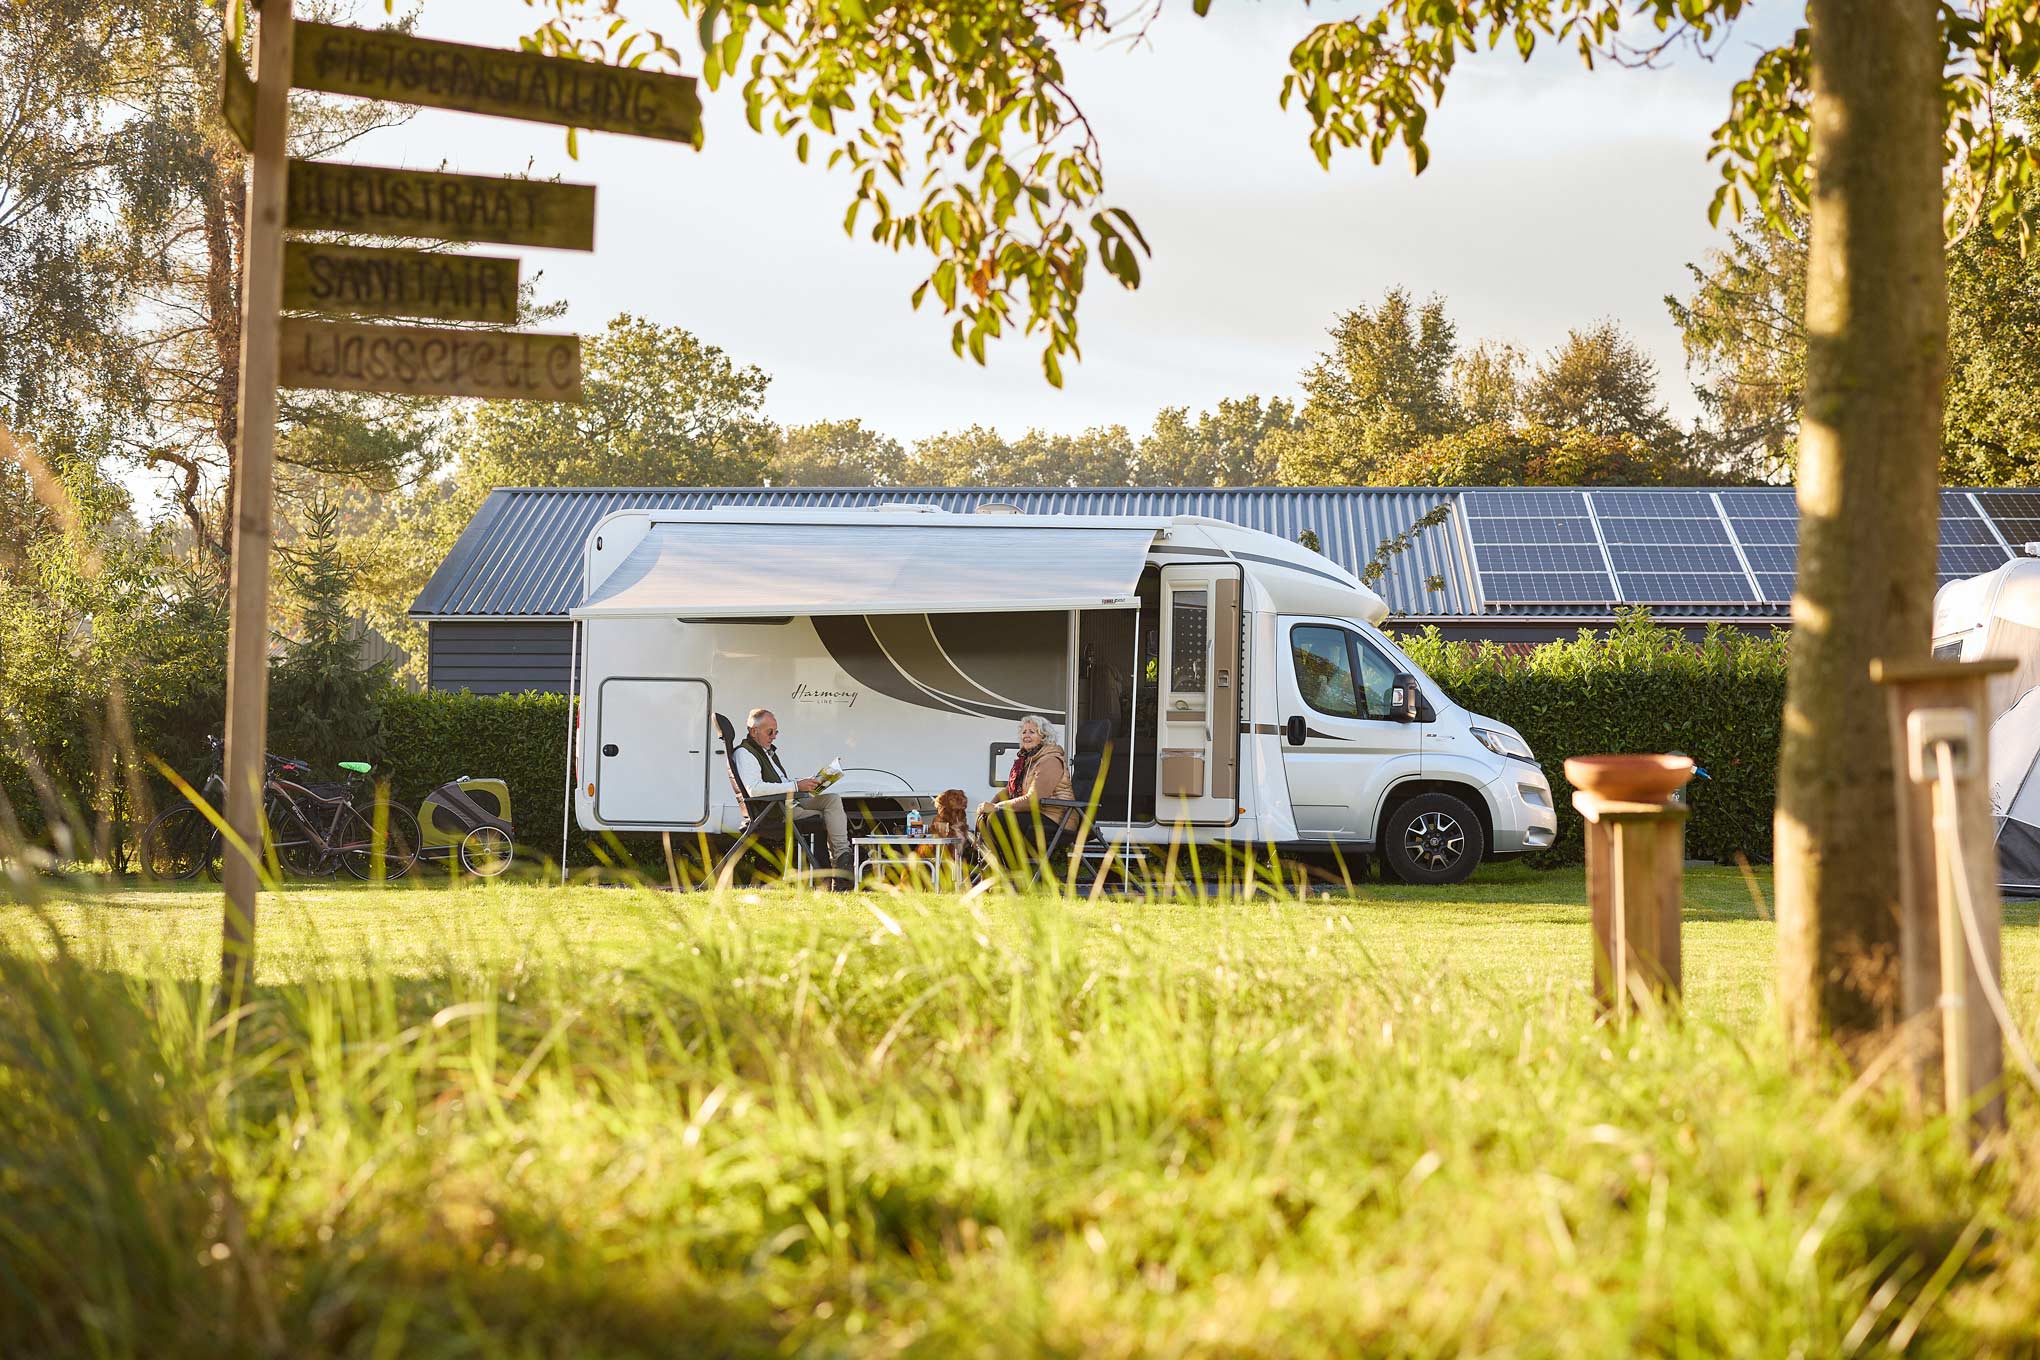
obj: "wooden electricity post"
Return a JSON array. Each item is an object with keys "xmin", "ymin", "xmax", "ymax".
[
  {"xmin": 1871, "ymin": 657, "xmax": 2010, "ymax": 1142},
  {"xmin": 1567, "ymin": 755, "xmax": 1693, "ymax": 1020},
  {"xmin": 220, "ymin": 0, "xmax": 294, "ymax": 999}
]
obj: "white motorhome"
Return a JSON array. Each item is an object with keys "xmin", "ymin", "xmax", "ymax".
[
  {"xmin": 1933, "ymin": 555, "xmax": 2040, "ymax": 892},
  {"xmin": 567, "ymin": 506, "xmax": 1556, "ymax": 883}
]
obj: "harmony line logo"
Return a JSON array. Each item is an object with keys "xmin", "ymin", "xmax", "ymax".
[{"xmin": 791, "ymin": 683, "xmax": 859, "ymax": 708}]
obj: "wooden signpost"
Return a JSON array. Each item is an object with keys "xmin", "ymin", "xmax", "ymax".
[
  {"xmin": 220, "ymin": 44, "xmax": 257, "ymax": 153},
  {"xmin": 215, "ymin": 9, "xmax": 700, "ymax": 995},
  {"xmin": 292, "ymin": 21, "xmax": 702, "ymax": 144},
  {"xmin": 285, "ymin": 160, "xmax": 596, "ymax": 249},
  {"xmin": 280, "ymin": 319, "xmax": 581, "ymax": 400},
  {"xmin": 282, "ymin": 243, "xmax": 520, "ymax": 324}
]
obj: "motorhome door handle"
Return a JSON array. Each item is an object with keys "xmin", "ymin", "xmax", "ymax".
[{"xmin": 602, "ymin": 743, "xmax": 619, "ymax": 757}]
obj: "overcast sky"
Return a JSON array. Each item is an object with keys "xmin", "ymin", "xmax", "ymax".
[{"xmin": 339, "ymin": 1, "xmax": 1807, "ymax": 441}]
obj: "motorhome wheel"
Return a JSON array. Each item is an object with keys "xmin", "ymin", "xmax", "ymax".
[{"xmin": 1381, "ymin": 792, "xmax": 1483, "ymax": 886}]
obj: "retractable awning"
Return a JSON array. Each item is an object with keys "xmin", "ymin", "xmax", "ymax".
[{"xmin": 571, "ymin": 518, "xmax": 1158, "ymax": 619}]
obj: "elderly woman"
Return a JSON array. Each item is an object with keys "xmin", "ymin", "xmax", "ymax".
[{"xmin": 976, "ymin": 715, "xmax": 1077, "ymax": 851}]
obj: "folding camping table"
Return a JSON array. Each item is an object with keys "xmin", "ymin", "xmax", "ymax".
[{"xmin": 852, "ymin": 833, "xmax": 969, "ymax": 891}]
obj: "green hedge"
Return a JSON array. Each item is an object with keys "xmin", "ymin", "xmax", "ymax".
[
  {"xmin": 1399, "ymin": 615, "xmax": 1788, "ymax": 865},
  {"xmin": 371, "ymin": 615, "xmax": 1785, "ymax": 873},
  {"xmin": 375, "ymin": 689, "xmax": 679, "ymax": 872}
]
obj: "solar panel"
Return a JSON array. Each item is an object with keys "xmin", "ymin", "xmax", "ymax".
[
  {"xmin": 1474, "ymin": 543, "xmax": 1608, "ymax": 572},
  {"xmin": 1719, "ymin": 489, "xmax": 1795, "ymax": 516},
  {"xmin": 1728, "ymin": 517, "xmax": 1797, "ymax": 544},
  {"xmin": 1609, "ymin": 544, "xmax": 1744, "ymax": 574},
  {"xmin": 1940, "ymin": 518, "xmax": 2001, "ymax": 546},
  {"xmin": 1479, "ymin": 573, "xmax": 1618, "ymax": 603},
  {"xmin": 1596, "ymin": 516, "xmax": 1729, "ymax": 545},
  {"xmin": 1939, "ymin": 544, "xmax": 2011, "ymax": 581},
  {"xmin": 1462, "ymin": 486, "xmax": 2022, "ymax": 613},
  {"xmin": 1589, "ymin": 489, "xmax": 1721, "ymax": 516},
  {"xmin": 1461, "ymin": 489, "xmax": 1617, "ymax": 604},
  {"xmin": 1741, "ymin": 545, "xmax": 1796, "ymax": 574},
  {"xmin": 1620, "ymin": 573, "xmax": 1755, "ymax": 603},
  {"xmin": 1461, "ymin": 489, "xmax": 1590, "ymax": 517}
]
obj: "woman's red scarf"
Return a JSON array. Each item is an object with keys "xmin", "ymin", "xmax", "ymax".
[{"xmin": 1006, "ymin": 745, "xmax": 1038, "ymax": 797}]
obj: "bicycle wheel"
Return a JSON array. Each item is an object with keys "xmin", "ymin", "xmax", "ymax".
[
  {"xmin": 340, "ymin": 800, "xmax": 420, "ymax": 881},
  {"xmin": 138, "ymin": 806, "xmax": 219, "ymax": 881}
]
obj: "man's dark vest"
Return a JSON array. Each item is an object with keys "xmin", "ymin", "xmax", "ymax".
[{"xmin": 736, "ymin": 735, "xmax": 789, "ymax": 805}]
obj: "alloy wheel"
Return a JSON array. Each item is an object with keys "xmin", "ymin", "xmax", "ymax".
[{"xmin": 1402, "ymin": 810, "xmax": 1466, "ymax": 872}]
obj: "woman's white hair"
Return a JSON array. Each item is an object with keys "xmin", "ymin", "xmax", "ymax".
[{"xmin": 1018, "ymin": 714, "xmax": 1059, "ymax": 744}]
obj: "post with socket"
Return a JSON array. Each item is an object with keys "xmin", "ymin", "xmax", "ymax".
[
  {"xmin": 1870, "ymin": 657, "xmax": 2012, "ymax": 1145},
  {"xmin": 1564, "ymin": 754, "xmax": 1694, "ymax": 1021}
]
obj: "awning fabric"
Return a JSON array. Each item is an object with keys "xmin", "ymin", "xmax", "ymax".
[{"xmin": 572, "ymin": 519, "xmax": 1158, "ymax": 618}]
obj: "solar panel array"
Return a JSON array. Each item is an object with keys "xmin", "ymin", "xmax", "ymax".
[{"xmin": 1460, "ymin": 488, "xmax": 2027, "ymax": 611}]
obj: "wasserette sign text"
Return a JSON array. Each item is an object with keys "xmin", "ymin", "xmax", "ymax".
[
  {"xmin": 293, "ymin": 21, "xmax": 703, "ymax": 145},
  {"xmin": 284, "ymin": 159, "xmax": 596, "ymax": 250},
  {"xmin": 279, "ymin": 319, "xmax": 581, "ymax": 401},
  {"xmin": 282, "ymin": 242, "xmax": 521, "ymax": 324}
]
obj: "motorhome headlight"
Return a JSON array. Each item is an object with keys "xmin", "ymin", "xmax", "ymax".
[{"xmin": 1471, "ymin": 726, "xmax": 1539, "ymax": 764}]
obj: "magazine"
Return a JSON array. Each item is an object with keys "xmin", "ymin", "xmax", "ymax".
[{"xmin": 809, "ymin": 758, "xmax": 844, "ymax": 792}]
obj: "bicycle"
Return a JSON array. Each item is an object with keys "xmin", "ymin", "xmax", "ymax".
[
  {"xmin": 138, "ymin": 739, "xmax": 419, "ymax": 881},
  {"xmin": 265, "ymin": 762, "xmax": 421, "ymax": 880}
]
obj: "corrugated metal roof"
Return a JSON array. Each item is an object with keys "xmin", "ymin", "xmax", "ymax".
[{"xmin": 410, "ymin": 485, "xmax": 1482, "ymax": 621}]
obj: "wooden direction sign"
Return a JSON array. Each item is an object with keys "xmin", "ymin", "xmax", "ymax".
[
  {"xmin": 279, "ymin": 318, "xmax": 581, "ymax": 401},
  {"xmin": 293, "ymin": 21, "xmax": 703, "ymax": 146},
  {"xmin": 285, "ymin": 159, "xmax": 596, "ymax": 250},
  {"xmin": 282, "ymin": 242, "xmax": 520, "ymax": 324},
  {"xmin": 220, "ymin": 43, "xmax": 256, "ymax": 152}
]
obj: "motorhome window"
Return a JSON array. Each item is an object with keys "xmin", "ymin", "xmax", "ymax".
[
  {"xmin": 1170, "ymin": 590, "xmax": 1208, "ymax": 692},
  {"xmin": 1351, "ymin": 634, "xmax": 1400, "ymax": 719},
  {"xmin": 1291, "ymin": 625, "xmax": 1361, "ymax": 718},
  {"xmin": 1932, "ymin": 640, "xmax": 1965, "ymax": 660}
]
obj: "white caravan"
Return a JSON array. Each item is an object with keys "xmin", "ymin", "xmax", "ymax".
[
  {"xmin": 567, "ymin": 507, "xmax": 1556, "ymax": 883},
  {"xmin": 1933, "ymin": 555, "xmax": 2040, "ymax": 893}
]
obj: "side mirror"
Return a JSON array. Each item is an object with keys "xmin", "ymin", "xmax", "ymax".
[
  {"xmin": 1284, "ymin": 715, "xmax": 1307, "ymax": 746},
  {"xmin": 1390, "ymin": 674, "xmax": 1421, "ymax": 723}
]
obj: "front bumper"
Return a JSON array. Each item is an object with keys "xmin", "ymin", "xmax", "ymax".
[{"xmin": 1486, "ymin": 763, "xmax": 1558, "ymax": 854}]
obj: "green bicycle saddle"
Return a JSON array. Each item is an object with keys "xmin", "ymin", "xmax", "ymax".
[{"xmin": 338, "ymin": 761, "xmax": 373, "ymax": 774}]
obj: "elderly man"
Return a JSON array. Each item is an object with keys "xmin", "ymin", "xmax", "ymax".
[{"xmin": 732, "ymin": 707, "xmax": 851, "ymax": 877}]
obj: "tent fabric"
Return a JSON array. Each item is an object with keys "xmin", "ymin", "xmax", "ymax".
[{"xmin": 572, "ymin": 519, "xmax": 1157, "ymax": 619}]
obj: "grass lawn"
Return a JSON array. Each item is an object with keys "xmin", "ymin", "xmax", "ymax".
[{"xmin": 3, "ymin": 865, "xmax": 2038, "ymax": 1356}]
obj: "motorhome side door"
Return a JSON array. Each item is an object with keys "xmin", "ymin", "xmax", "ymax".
[
  {"xmin": 1154, "ymin": 563, "xmax": 1244, "ymax": 828},
  {"xmin": 595, "ymin": 678, "xmax": 711, "ymax": 827}
]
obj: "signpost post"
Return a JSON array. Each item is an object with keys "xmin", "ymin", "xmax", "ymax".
[
  {"xmin": 219, "ymin": 0, "xmax": 294, "ymax": 1000},
  {"xmin": 215, "ymin": 15, "xmax": 700, "ymax": 993}
]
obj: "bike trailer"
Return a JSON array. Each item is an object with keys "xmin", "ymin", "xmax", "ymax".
[{"xmin": 419, "ymin": 777, "xmax": 515, "ymax": 877}]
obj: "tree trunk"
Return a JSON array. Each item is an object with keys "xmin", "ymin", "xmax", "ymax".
[
  {"xmin": 204, "ymin": 150, "xmax": 244, "ymax": 568},
  {"xmin": 1776, "ymin": 0, "xmax": 1947, "ymax": 1051}
]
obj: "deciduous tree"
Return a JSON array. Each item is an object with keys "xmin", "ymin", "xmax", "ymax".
[
  {"xmin": 1523, "ymin": 321, "xmax": 1676, "ymax": 449},
  {"xmin": 1271, "ymin": 289, "xmax": 1463, "ymax": 485}
]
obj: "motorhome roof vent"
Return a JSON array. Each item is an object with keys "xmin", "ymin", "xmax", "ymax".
[
  {"xmin": 2024, "ymin": 542, "xmax": 2040, "ymax": 557},
  {"xmin": 975, "ymin": 503, "xmax": 1023, "ymax": 515}
]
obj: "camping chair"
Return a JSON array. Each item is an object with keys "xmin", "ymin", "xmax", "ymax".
[
  {"xmin": 709, "ymin": 712, "xmax": 822, "ymax": 885},
  {"xmin": 1010, "ymin": 718, "xmax": 1124, "ymax": 888}
]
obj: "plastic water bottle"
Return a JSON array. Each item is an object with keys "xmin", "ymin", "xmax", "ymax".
[{"xmin": 905, "ymin": 807, "xmax": 924, "ymax": 837}]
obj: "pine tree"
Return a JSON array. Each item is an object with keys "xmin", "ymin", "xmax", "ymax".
[{"xmin": 269, "ymin": 500, "xmax": 388, "ymax": 770}]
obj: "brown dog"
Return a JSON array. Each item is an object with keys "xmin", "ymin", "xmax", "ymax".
[{"xmin": 927, "ymin": 788, "xmax": 971, "ymax": 843}]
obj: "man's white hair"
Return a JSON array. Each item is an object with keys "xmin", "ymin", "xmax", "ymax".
[
  {"xmin": 746, "ymin": 707, "xmax": 774, "ymax": 730},
  {"xmin": 1019, "ymin": 714, "xmax": 1059, "ymax": 745}
]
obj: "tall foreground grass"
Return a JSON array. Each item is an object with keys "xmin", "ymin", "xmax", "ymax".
[{"xmin": 3, "ymin": 879, "xmax": 2038, "ymax": 1357}]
